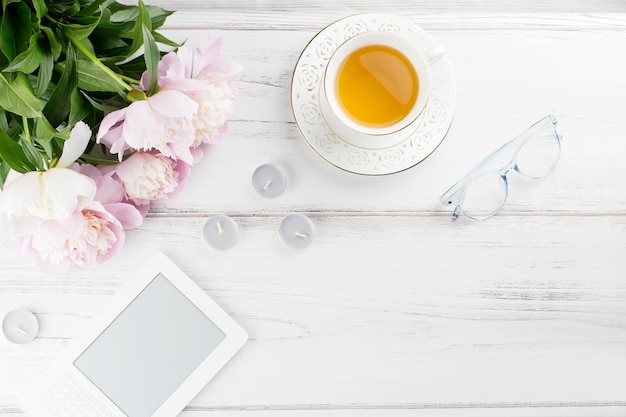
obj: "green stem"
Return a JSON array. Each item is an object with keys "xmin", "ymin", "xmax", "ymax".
[
  {"xmin": 22, "ymin": 116, "xmax": 32, "ymax": 144},
  {"xmin": 119, "ymin": 74, "xmax": 140, "ymax": 85},
  {"xmin": 80, "ymin": 153, "xmax": 127, "ymax": 166},
  {"xmin": 71, "ymin": 39, "xmax": 133, "ymax": 92},
  {"xmin": 43, "ymin": 15, "xmax": 60, "ymax": 25}
]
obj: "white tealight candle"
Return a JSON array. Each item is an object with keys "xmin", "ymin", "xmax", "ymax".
[
  {"xmin": 252, "ymin": 163, "xmax": 286, "ymax": 198},
  {"xmin": 279, "ymin": 214, "xmax": 315, "ymax": 249},
  {"xmin": 202, "ymin": 215, "xmax": 239, "ymax": 251},
  {"xmin": 2, "ymin": 309, "xmax": 39, "ymax": 344}
]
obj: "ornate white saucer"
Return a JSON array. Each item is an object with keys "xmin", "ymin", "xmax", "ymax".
[{"xmin": 291, "ymin": 13, "xmax": 456, "ymax": 176}]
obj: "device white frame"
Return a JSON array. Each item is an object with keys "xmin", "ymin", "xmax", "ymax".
[{"xmin": 18, "ymin": 253, "xmax": 247, "ymax": 417}]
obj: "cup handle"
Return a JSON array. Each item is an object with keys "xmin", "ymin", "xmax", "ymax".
[{"xmin": 425, "ymin": 44, "xmax": 447, "ymax": 66}]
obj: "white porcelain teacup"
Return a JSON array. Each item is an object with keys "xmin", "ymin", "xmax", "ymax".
[{"xmin": 320, "ymin": 31, "xmax": 445, "ymax": 149}]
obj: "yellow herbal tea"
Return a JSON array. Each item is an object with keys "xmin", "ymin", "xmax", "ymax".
[{"xmin": 335, "ymin": 44, "xmax": 419, "ymax": 129}]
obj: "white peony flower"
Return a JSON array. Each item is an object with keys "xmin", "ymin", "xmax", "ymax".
[
  {"xmin": 57, "ymin": 121, "xmax": 92, "ymax": 168},
  {"xmin": 0, "ymin": 168, "xmax": 96, "ymax": 223},
  {"xmin": 114, "ymin": 152, "xmax": 190, "ymax": 206},
  {"xmin": 190, "ymin": 79, "xmax": 236, "ymax": 146}
]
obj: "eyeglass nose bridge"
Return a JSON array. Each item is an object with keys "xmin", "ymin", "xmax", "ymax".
[{"xmin": 501, "ymin": 160, "xmax": 517, "ymax": 177}]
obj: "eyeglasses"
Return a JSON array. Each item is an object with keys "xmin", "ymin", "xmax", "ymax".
[{"xmin": 440, "ymin": 115, "xmax": 561, "ymax": 220}]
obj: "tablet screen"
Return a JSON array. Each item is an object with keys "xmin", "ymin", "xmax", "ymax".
[{"xmin": 74, "ymin": 273, "xmax": 226, "ymax": 417}]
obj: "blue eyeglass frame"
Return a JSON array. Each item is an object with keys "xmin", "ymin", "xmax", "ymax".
[{"xmin": 439, "ymin": 115, "xmax": 561, "ymax": 220}]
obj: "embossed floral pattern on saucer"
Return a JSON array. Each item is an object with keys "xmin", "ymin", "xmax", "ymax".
[{"xmin": 291, "ymin": 13, "xmax": 456, "ymax": 175}]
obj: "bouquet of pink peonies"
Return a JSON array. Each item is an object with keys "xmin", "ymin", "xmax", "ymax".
[{"xmin": 0, "ymin": 0, "xmax": 240, "ymax": 273}]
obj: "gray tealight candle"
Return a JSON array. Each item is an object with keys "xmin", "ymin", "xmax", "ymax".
[
  {"xmin": 202, "ymin": 215, "xmax": 239, "ymax": 250},
  {"xmin": 2, "ymin": 309, "xmax": 39, "ymax": 344},
  {"xmin": 252, "ymin": 163, "xmax": 286, "ymax": 198},
  {"xmin": 279, "ymin": 214, "xmax": 315, "ymax": 249}
]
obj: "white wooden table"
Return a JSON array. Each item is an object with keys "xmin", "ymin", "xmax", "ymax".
[{"xmin": 2, "ymin": 1, "xmax": 626, "ymax": 416}]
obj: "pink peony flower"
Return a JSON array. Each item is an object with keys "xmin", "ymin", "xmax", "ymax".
[
  {"xmin": 149, "ymin": 36, "xmax": 241, "ymax": 146},
  {"xmin": 97, "ymin": 36, "xmax": 241, "ymax": 165},
  {"xmin": 70, "ymin": 163, "xmax": 146, "ymax": 229},
  {"xmin": 97, "ymin": 89, "xmax": 199, "ymax": 164},
  {"xmin": 28, "ymin": 201, "xmax": 125, "ymax": 274},
  {"xmin": 113, "ymin": 152, "xmax": 191, "ymax": 206},
  {"xmin": 154, "ymin": 36, "xmax": 241, "ymax": 88}
]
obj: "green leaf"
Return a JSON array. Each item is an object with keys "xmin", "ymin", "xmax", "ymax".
[
  {"xmin": 76, "ymin": 0, "xmax": 110, "ymax": 18},
  {"xmin": 3, "ymin": 33, "xmax": 44, "ymax": 74},
  {"xmin": 125, "ymin": 0, "xmax": 154, "ymax": 59},
  {"xmin": 76, "ymin": 58, "xmax": 125, "ymax": 94},
  {"xmin": 153, "ymin": 31, "xmax": 180, "ymax": 48},
  {"xmin": 0, "ymin": 161, "xmax": 9, "ymax": 190},
  {"xmin": 110, "ymin": 4, "xmax": 173, "ymax": 29},
  {"xmin": 93, "ymin": 19, "xmax": 134, "ymax": 38},
  {"xmin": 1, "ymin": 0, "xmax": 20, "ymax": 12},
  {"xmin": 19, "ymin": 136, "xmax": 45, "ymax": 171},
  {"xmin": 33, "ymin": 114, "xmax": 58, "ymax": 159},
  {"xmin": 126, "ymin": 16, "xmax": 143, "ymax": 58},
  {"xmin": 60, "ymin": 13, "xmax": 102, "ymax": 41},
  {"xmin": 0, "ymin": 72, "xmax": 44, "ymax": 118},
  {"xmin": 48, "ymin": 0, "xmax": 80, "ymax": 16},
  {"xmin": 0, "ymin": 10, "xmax": 15, "ymax": 60},
  {"xmin": 139, "ymin": 0, "xmax": 153, "ymax": 31},
  {"xmin": 81, "ymin": 91, "xmax": 118, "ymax": 113},
  {"xmin": 36, "ymin": 40, "xmax": 54, "ymax": 96},
  {"xmin": 54, "ymin": 124, "xmax": 71, "ymax": 141},
  {"xmin": 39, "ymin": 138, "xmax": 55, "ymax": 160},
  {"xmin": 41, "ymin": 27, "xmax": 62, "ymax": 60},
  {"xmin": 0, "ymin": 2, "xmax": 31, "ymax": 61},
  {"xmin": 43, "ymin": 44, "xmax": 78, "ymax": 128},
  {"xmin": 34, "ymin": 115, "xmax": 56, "ymax": 144},
  {"xmin": 142, "ymin": 26, "xmax": 159, "ymax": 96},
  {"xmin": 0, "ymin": 52, "xmax": 7, "ymax": 69},
  {"xmin": 0, "ymin": 108, "xmax": 8, "ymax": 131},
  {"xmin": 69, "ymin": 87, "xmax": 90, "ymax": 126},
  {"xmin": 138, "ymin": 0, "xmax": 159, "ymax": 96},
  {"xmin": 31, "ymin": 0, "xmax": 48, "ymax": 20},
  {"xmin": 0, "ymin": 128, "xmax": 37, "ymax": 173},
  {"xmin": 91, "ymin": 32, "xmax": 129, "ymax": 52}
]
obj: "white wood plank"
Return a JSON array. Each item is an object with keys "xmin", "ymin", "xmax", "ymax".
[
  {"xmin": 138, "ymin": 1, "xmax": 626, "ymax": 14},
  {"xmin": 182, "ymin": 405, "xmax": 626, "ymax": 417},
  {"xmin": 3, "ymin": 404, "xmax": 626, "ymax": 417},
  {"xmin": 161, "ymin": 10, "xmax": 626, "ymax": 30},
  {"xmin": 2, "ymin": 215, "xmax": 625, "ymax": 410}
]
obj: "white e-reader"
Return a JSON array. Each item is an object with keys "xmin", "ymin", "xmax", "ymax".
[{"xmin": 17, "ymin": 253, "xmax": 247, "ymax": 417}]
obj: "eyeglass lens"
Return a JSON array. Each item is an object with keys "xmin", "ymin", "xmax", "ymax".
[
  {"xmin": 459, "ymin": 172, "xmax": 507, "ymax": 219},
  {"xmin": 515, "ymin": 132, "xmax": 561, "ymax": 179}
]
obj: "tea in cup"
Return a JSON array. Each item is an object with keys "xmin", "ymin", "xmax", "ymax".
[{"xmin": 321, "ymin": 31, "xmax": 445, "ymax": 149}]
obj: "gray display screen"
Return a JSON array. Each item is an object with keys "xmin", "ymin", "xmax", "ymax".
[{"xmin": 74, "ymin": 274, "xmax": 226, "ymax": 417}]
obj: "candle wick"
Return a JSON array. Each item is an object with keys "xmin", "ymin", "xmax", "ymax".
[
  {"xmin": 263, "ymin": 179, "xmax": 272, "ymax": 190},
  {"xmin": 216, "ymin": 221, "xmax": 224, "ymax": 235},
  {"xmin": 294, "ymin": 231, "xmax": 308, "ymax": 239},
  {"xmin": 16, "ymin": 326, "xmax": 28, "ymax": 335}
]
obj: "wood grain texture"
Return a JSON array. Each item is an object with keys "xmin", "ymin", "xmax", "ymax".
[
  {"xmin": 136, "ymin": 0, "xmax": 626, "ymax": 13},
  {"xmin": 2, "ymin": 215, "xmax": 626, "ymax": 412},
  {"xmin": 1, "ymin": 2, "xmax": 625, "ymax": 416}
]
